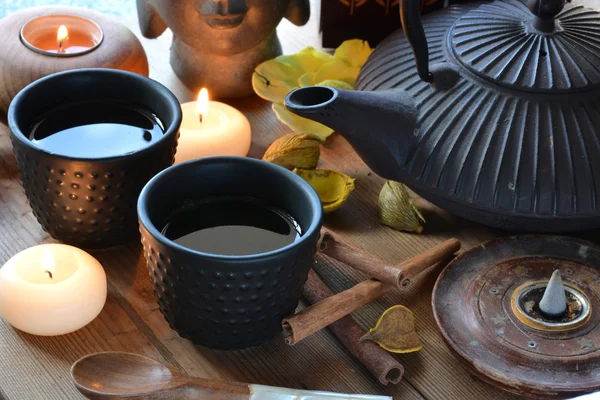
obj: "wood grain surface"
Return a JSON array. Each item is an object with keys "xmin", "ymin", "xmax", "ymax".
[{"xmin": 1, "ymin": 1, "xmax": 598, "ymax": 399}]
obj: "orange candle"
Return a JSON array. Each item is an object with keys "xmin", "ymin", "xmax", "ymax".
[{"xmin": 20, "ymin": 14, "xmax": 103, "ymax": 56}]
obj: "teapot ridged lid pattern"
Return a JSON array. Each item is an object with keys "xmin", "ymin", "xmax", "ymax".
[{"xmin": 286, "ymin": 0, "xmax": 600, "ymax": 232}]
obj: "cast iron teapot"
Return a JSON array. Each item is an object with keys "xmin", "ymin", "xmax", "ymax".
[{"xmin": 285, "ymin": 0, "xmax": 600, "ymax": 232}]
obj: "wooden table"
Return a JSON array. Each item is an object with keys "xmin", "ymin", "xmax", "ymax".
[{"xmin": 1, "ymin": 1, "xmax": 597, "ymax": 399}]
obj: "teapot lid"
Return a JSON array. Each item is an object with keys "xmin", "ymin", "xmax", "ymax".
[{"xmin": 450, "ymin": 0, "xmax": 600, "ymax": 93}]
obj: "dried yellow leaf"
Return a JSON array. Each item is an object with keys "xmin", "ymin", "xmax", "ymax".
[
  {"xmin": 379, "ymin": 181, "xmax": 425, "ymax": 233},
  {"xmin": 361, "ymin": 305, "xmax": 422, "ymax": 354},
  {"xmin": 272, "ymin": 104, "xmax": 334, "ymax": 141},
  {"xmin": 294, "ymin": 168, "xmax": 355, "ymax": 213},
  {"xmin": 334, "ymin": 39, "xmax": 373, "ymax": 68},
  {"xmin": 316, "ymin": 79, "xmax": 354, "ymax": 90},
  {"xmin": 263, "ymin": 133, "xmax": 321, "ymax": 170}
]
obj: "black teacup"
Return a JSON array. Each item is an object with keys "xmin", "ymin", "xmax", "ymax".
[
  {"xmin": 137, "ymin": 157, "xmax": 323, "ymax": 350},
  {"xmin": 8, "ymin": 69, "xmax": 182, "ymax": 249}
]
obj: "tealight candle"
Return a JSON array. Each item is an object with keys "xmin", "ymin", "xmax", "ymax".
[
  {"xmin": 0, "ymin": 244, "xmax": 107, "ymax": 336},
  {"xmin": 175, "ymin": 88, "xmax": 252, "ymax": 164},
  {"xmin": 20, "ymin": 14, "xmax": 103, "ymax": 56}
]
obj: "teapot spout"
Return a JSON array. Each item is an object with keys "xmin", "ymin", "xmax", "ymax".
[{"xmin": 284, "ymin": 86, "xmax": 419, "ymax": 180}]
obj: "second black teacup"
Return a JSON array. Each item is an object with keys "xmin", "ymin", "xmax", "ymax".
[{"xmin": 137, "ymin": 157, "xmax": 323, "ymax": 350}]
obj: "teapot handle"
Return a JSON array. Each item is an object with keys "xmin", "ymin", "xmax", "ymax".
[{"xmin": 400, "ymin": 0, "xmax": 433, "ymax": 83}]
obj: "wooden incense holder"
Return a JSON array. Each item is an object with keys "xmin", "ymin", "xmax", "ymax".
[
  {"xmin": 282, "ymin": 232, "xmax": 461, "ymax": 345},
  {"xmin": 0, "ymin": 6, "xmax": 149, "ymax": 115},
  {"xmin": 433, "ymin": 235, "xmax": 600, "ymax": 399}
]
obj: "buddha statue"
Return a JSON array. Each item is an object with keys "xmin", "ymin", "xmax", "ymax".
[{"xmin": 137, "ymin": 0, "xmax": 310, "ymax": 98}]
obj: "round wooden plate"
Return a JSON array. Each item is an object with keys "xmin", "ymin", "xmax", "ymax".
[{"xmin": 433, "ymin": 236, "xmax": 600, "ymax": 399}]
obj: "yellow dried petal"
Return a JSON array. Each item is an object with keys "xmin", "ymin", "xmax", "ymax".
[
  {"xmin": 316, "ymin": 80, "xmax": 354, "ymax": 90},
  {"xmin": 313, "ymin": 59, "xmax": 361, "ymax": 87},
  {"xmin": 334, "ymin": 39, "xmax": 373, "ymax": 68},
  {"xmin": 278, "ymin": 47, "xmax": 333, "ymax": 73},
  {"xmin": 298, "ymin": 72, "xmax": 317, "ymax": 88},
  {"xmin": 253, "ymin": 47, "xmax": 334, "ymax": 103},
  {"xmin": 272, "ymin": 104, "xmax": 334, "ymax": 141},
  {"xmin": 252, "ymin": 43, "xmax": 361, "ymax": 139},
  {"xmin": 253, "ymin": 59, "xmax": 301, "ymax": 103},
  {"xmin": 294, "ymin": 169, "xmax": 355, "ymax": 213},
  {"xmin": 361, "ymin": 305, "xmax": 422, "ymax": 354},
  {"xmin": 378, "ymin": 181, "xmax": 425, "ymax": 233},
  {"xmin": 262, "ymin": 133, "xmax": 321, "ymax": 170},
  {"xmin": 299, "ymin": 46, "xmax": 335, "ymax": 64}
]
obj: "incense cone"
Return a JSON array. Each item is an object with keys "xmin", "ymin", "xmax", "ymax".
[{"xmin": 539, "ymin": 269, "xmax": 568, "ymax": 317}]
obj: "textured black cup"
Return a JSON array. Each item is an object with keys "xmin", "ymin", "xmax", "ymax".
[
  {"xmin": 8, "ymin": 69, "xmax": 182, "ymax": 249},
  {"xmin": 138, "ymin": 157, "xmax": 323, "ymax": 350}
]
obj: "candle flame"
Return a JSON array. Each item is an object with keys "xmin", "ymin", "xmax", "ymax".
[
  {"xmin": 41, "ymin": 247, "xmax": 55, "ymax": 280},
  {"xmin": 57, "ymin": 25, "xmax": 69, "ymax": 53},
  {"xmin": 196, "ymin": 88, "xmax": 209, "ymax": 123},
  {"xmin": 57, "ymin": 25, "xmax": 69, "ymax": 42}
]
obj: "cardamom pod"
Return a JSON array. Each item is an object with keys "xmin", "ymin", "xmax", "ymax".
[
  {"xmin": 262, "ymin": 133, "xmax": 321, "ymax": 170},
  {"xmin": 378, "ymin": 181, "xmax": 425, "ymax": 233}
]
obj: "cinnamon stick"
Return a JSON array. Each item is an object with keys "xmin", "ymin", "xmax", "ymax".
[
  {"xmin": 300, "ymin": 269, "xmax": 404, "ymax": 385},
  {"xmin": 282, "ymin": 238, "xmax": 461, "ymax": 345},
  {"xmin": 283, "ymin": 279, "xmax": 388, "ymax": 346},
  {"xmin": 318, "ymin": 228, "xmax": 403, "ymax": 289},
  {"xmin": 318, "ymin": 228, "xmax": 461, "ymax": 290},
  {"xmin": 395, "ymin": 237, "xmax": 461, "ymax": 287}
]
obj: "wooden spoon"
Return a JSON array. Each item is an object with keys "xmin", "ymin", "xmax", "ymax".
[{"xmin": 71, "ymin": 351, "xmax": 390, "ymax": 399}]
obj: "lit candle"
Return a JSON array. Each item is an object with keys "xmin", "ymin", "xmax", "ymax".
[
  {"xmin": 20, "ymin": 14, "xmax": 103, "ymax": 56},
  {"xmin": 175, "ymin": 88, "xmax": 252, "ymax": 164},
  {"xmin": 0, "ymin": 244, "xmax": 107, "ymax": 336},
  {"xmin": 57, "ymin": 24, "xmax": 69, "ymax": 53}
]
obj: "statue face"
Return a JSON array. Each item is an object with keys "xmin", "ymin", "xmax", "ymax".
[{"xmin": 152, "ymin": 0, "xmax": 292, "ymax": 54}]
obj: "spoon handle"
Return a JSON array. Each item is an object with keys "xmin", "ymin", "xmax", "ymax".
[
  {"xmin": 177, "ymin": 377, "xmax": 251, "ymax": 399},
  {"xmin": 249, "ymin": 384, "xmax": 391, "ymax": 399},
  {"xmin": 75, "ymin": 378, "xmax": 250, "ymax": 400},
  {"xmin": 182, "ymin": 380, "xmax": 390, "ymax": 400}
]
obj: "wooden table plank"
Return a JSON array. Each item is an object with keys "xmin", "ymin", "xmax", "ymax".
[{"xmin": 2, "ymin": 0, "xmax": 599, "ymax": 399}]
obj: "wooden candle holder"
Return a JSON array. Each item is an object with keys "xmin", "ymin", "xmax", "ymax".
[{"xmin": 0, "ymin": 6, "xmax": 149, "ymax": 116}]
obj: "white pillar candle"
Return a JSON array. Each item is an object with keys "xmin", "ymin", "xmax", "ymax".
[
  {"xmin": 0, "ymin": 244, "xmax": 107, "ymax": 336},
  {"xmin": 175, "ymin": 88, "xmax": 252, "ymax": 164}
]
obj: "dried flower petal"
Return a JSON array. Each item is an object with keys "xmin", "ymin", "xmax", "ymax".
[
  {"xmin": 294, "ymin": 169, "xmax": 355, "ymax": 213},
  {"xmin": 252, "ymin": 60, "xmax": 301, "ymax": 104},
  {"xmin": 334, "ymin": 39, "xmax": 373, "ymax": 68},
  {"xmin": 252, "ymin": 40, "xmax": 372, "ymax": 140},
  {"xmin": 262, "ymin": 133, "xmax": 321, "ymax": 170},
  {"xmin": 272, "ymin": 104, "xmax": 334, "ymax": 141},
  {"xmin": 316, "ymin": 80, "xmax": 354, "ymax": 90},
  {"xmin": 361, "ymin": 305, "xmax": 422, "ymax": 354},
  {"xmin": 313, "ymin": 58, "xmax": 361, "ymax": 87}
]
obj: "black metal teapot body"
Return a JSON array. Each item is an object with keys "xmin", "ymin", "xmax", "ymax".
[{"xmin": 285, "ymin": 0, "xmax": 600, "ymax": 232}]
